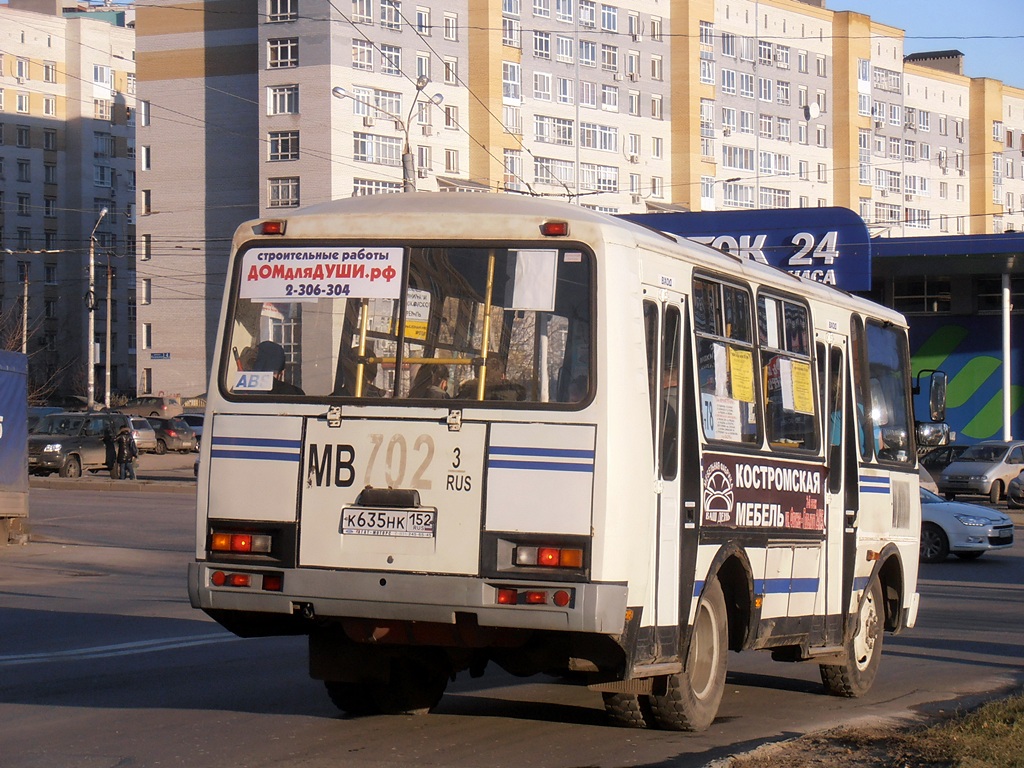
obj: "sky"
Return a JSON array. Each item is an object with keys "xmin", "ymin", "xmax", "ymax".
[{"xmin": 834, "ymin": 0, "xmax": 1024, "ymax": 88}]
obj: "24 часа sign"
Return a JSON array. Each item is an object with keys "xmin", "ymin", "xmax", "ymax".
[{"xmin": 620, "ymin": 207, "xmax": 871, "ymax": 292}]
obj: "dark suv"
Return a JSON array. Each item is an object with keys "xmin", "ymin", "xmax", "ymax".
[{"xmin": 28, "ymin": 411, "xmax": 131, "ymax": 478}]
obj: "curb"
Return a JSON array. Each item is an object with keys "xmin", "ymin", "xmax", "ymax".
[{"xmin": 29, "ymin": 476, "xmax": 197, "ymax": 495}]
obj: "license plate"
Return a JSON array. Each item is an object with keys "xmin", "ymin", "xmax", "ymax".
[
  {"xmin": 999, "ymin": 528, "xmax": 1012, "ymax": 539},
  {"xmin": 341, "ymin": 507, "xmax": 436, "ymax": 538}
]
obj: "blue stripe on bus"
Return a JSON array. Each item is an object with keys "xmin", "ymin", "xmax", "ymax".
[
  {"xmin": 488, "ymin": 459, "xmax": 594, "ymax": 473},
  {"xmin": 212, "ymin": 436, "xmax": 302, "ymax": 449},
  {"xmin": 853, "ymin": 576, "xmax": 870, "ymax": 591},
  {"xmin": 693, "ymin": 578, "xmax": 819, "ymax": 597},
  {"xmin": 859, "ymin": 475, "xmax": 891, "ymax": 494},
  {"xmin": 210, "ymin": 449, "xmax": 301, "ymax": 462},
  {"xmin": 489, "ymin": 446, "xmax": 595, "ymax": 460}
]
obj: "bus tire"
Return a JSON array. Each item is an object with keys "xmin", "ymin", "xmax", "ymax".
[
  {"xmin": 369, "ymin": 654, "xmax": 449, "ymax": 715},
  {"xmin": 602, "ymin": 692, "xmax": 655, "ymax": 728},
  {"xmin": 324, "ymin": 680, "xmax": 377, "ymax": 717},
  {"xmin": 820, "ymin": 577, "xmax": 884, "ymax": 698},
  {"xmin": 648, "ymin": 578, "xmax": 728, "ymax": 732}
]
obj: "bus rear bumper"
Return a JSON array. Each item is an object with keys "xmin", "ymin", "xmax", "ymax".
[{"xmin": 188, "ymin": 561, "xmax": 628, "ymax": 635}]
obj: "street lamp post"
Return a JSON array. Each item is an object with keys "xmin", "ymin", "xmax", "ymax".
[
  {"xmin": 87, "ymin": 207, "xmax": 108, "ymax": 408},
  {"xmin": 332, "ymin": 77, "xmax": 443, "ymax": 192},
  {"xmin": 105, "ymin": 262, "xmax": 113, "ymax": 409}
]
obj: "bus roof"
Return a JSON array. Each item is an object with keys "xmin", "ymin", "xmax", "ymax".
[{"xmin": 236, "ymin": 192, "xmax": 905, "ymax": 328}]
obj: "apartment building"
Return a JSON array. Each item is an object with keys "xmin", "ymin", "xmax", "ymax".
[
  {"xmin": 0, "ymin": 0, "xmax": 136, "ymax": 402},
  {"xmin": 131, "ymin": 0, "xmax": 1024, "ymax": 397}
]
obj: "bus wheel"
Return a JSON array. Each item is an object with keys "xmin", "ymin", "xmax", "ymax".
[
  {"xmin": 602, "ymin": 692, "xmax": 655, "ymax": 728},
  {"xmin": 369, "ymin": 654, "xmax": 449, "ymax": 715},
  {"xmin": 649, "ymin": 578, "xmax": 728, "ymax": 732},
  {"xmin": 820, "ymin": 578, "xmax": 884, "ymax": 698},
  {"xmin": 324, "ymin": 681, "xmax": 377, "ymax": 717}
]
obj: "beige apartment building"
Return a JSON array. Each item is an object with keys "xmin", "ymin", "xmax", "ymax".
[
  {"xmin": 0, "ymin": 0, "xmax": 136, "ymax": 401},
  {"xmin": 127, "ymin": 0, "xmax": 1024, "ymax": 397}
]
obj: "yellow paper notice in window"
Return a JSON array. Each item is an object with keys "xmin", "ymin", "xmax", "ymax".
[
  {"xmin": 728, "ymin": 347, "xmax": 755, "ymax": 403},
  {"xmin": 790, "ymin": 360, "xmax": 814, "ymax": 414}
]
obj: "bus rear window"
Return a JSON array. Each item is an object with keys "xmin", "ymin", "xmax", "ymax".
[{"xmin": 222, "ymin": 245, "xmax": 592, "ymax": 405}]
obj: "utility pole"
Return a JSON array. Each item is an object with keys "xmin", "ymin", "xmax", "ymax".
[
  {"xmin": 87, "ymin": 207, "xmax": 108, "ymax": 408},
  {"xmin": 21, "ymin": 265, "xmax": 28, "ymax": 355},
  {"xmin": 105, "ymin": 262, "xmax": 113, "ymax": 408}
]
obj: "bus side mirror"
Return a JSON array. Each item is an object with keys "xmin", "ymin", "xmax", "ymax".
[{"xmin": 928, "ymin": 370, "xmax": 947, "ymax": 423}]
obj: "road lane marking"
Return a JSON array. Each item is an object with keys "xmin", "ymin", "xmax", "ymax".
[{"xmin": 0, "ymin": 634, "xmax": 245, "ymax": 666}]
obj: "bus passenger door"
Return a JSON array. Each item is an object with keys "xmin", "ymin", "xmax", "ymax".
[
  {"xmin": 645, "ymin": 292, "xmax": 693, "ymax": 661},
  {"xmin": 817, "ymin": 335, "xmax": 854, "ymax": 645}
]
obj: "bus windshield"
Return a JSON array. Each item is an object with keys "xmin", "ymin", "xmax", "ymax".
[{"xmin": 222, "ymin": 244, "xmax": 592, "ymax": 404}]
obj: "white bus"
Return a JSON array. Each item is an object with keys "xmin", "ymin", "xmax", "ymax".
[{"xmin": 188, "ymin": 193, "xmax": 943, "ymax": 730}]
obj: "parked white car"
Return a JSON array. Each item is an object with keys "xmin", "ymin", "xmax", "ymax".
[{"xmin": 920, "ymin": 487, "xmax": 1014, "ymax": 563}]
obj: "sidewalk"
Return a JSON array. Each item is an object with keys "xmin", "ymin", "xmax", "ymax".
[{"xmin": 29, "ymin": 450, "xmax": 198, "ymax": 495}]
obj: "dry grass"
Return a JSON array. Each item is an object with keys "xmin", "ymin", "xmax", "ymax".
[{"xmin": 727, "ymin": 692, "xmax": 1024, "ymax": 768}]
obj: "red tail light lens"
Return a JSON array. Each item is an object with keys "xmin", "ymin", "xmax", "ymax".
[
  {"xmin": 211, "ymin": 531, "xmax": 272, "ymax": 554},
  {"xmin": 516, "ymin": 545, "xmax": 584, "ymax": 568}
]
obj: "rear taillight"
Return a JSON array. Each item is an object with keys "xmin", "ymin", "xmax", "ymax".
[
  {"xmin": 211, "ymin": 531, "xmax": 272, "ymax": 554},
  {"xmin": 210, "ymin": 570, "xmax": 283, "ymax": 591},
  {"xmin": 515, "ymin": 545, "xmax": 584, "ymax": 568},
  {"xmin": 495, "ymin": 587, "xmax": 573, "ymax": 607}
]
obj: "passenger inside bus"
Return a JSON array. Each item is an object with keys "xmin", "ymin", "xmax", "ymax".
[
  {"xmin": 409, "ymin": 364, "xmax": 450, "ymax": 399},
  {"xmin": 253, "ymin": 341, "xmax": 304, "ymax": 396}
]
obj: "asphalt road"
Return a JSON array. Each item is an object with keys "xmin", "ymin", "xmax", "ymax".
[{"xmin": 1, "ymin": 473, "xmax": 1022, "ymax": 768}]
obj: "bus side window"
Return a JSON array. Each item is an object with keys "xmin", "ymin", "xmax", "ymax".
[
  {"xmin": 661, "ymin": 306, "xmax": 682, "ymax": 479},
  {"xmin": 643, "ymin": 300, "xmax": 660, "ymax": 462},
  {"xmin": 758, "ymin": 294, "xmax": 818, "ymax": 452}
]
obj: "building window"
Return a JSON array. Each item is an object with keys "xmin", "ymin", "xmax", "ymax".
[
  {"xmin": 503, "ymin": 62, "xmax": 522, "ymax": 102},
  {"xmin": 269, "ymin": 177, "xmax": 300, "ymax": 208},
  {"xmin": 444, "ymin": 57, "xmax": 458, "ymax": 84},
  {"xmin": 444, "ymin": 105, "xmax": 458, "ymax": 128},
  {"xmin": 43, "ymin": 129, "xmax": 57, "ymax": 150},
  {"xmin": 141, "ymin": 278, "xmax": 152, "ymax": 305},
  {"xmin": 893, "ymin": 277, "xmax": 951, "ymax": 314},
  {"xmin": 142, "ymin": 190, "xmax": 152, "ymax": 214},
  {"xmin": 269, "ymin": 130, "xmax": 299, "ymax": 161},
  {"xmin": 94, "ymin": 99, "xmax": 113, "ymax": 120},
  {"xmin": 503, "ymin": 16, "xmax": 521, "ymax": 48},
  {"xmin": 445, "ymin": 148, "xmax": 460, "ymax": 173},
  {"xmin": 142, "ymin": 323, "xmax": 153, "ymax": 349},
  {"xmin": 43, "ymin": 97, "xmax": 56, "ymax": 116},
  {"xmin": 268, "ymin": 0, "xmax": 298, "ymax": 22},
  {"xmin": 354, "ymin": 133, "xmax": 402, "ymax": 165},
  {"xmin": 444, "ymin": 12, "xmax": 458, "ymax": 40},
  {"xmin": 43, "ymin": 61, "xmax": 56, "ymax": 82},
  {"xmin": 381, "ymin": 0, "xmax": 402, "ymax": 30},
  {"xmin": 380, "ymin": 45, "xmax": 401, "ymax": 75},
  {"xmin": 353, "ymin": 39, "xmax": 373, "ymax": 71},
  {"xmin": 268, "ymin": 38, "xmax": 299, "ymax": 68},
  {"xmin": 351, "ymin": 178, "xmax": 399, "ymax": 198},
  {"xmin": 268, "ymin": 85, "xmax": 299, "ymax": 115},
  {"xmin": 353, "ymin": 0, "xmax": 373, "ymax": 24}
]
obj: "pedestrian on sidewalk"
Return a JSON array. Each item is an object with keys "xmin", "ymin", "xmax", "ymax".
[{"xmin": 114, "ymin": 426, "xmax": 138, "ymax": 480}]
